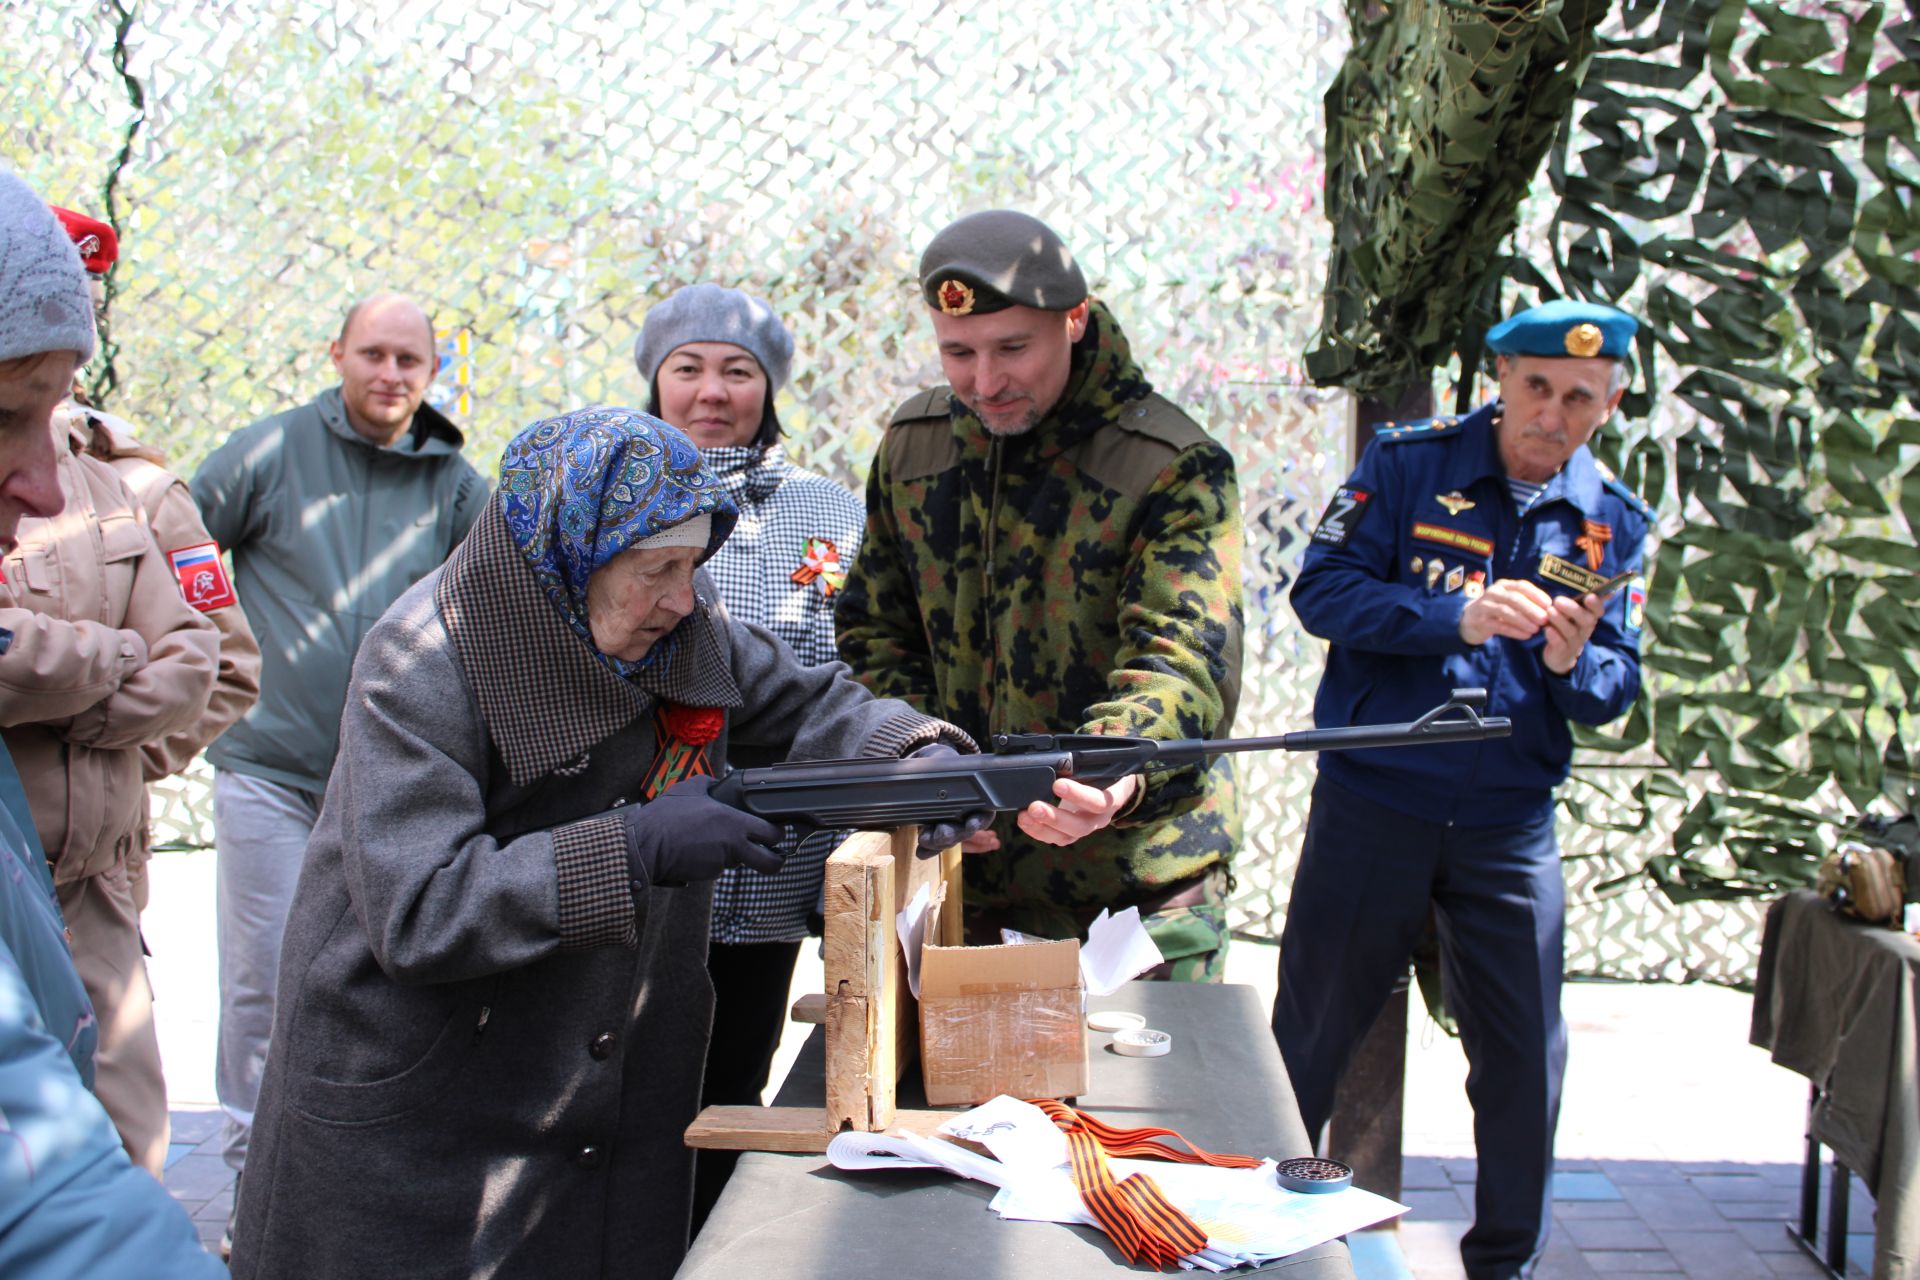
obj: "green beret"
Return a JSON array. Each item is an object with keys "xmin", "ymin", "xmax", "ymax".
[
  {"xmin": 919, "ymin": 210, "xmax": 1087, "ymax": 316},
  {"xmin": 1486, "ymin": 299, "xmax": 1636, "ymax": 359}
]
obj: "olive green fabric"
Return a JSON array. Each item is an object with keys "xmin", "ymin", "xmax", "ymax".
[{"xmin": 837, "ymin": 301, "xmax": 1244, "ymax": 947}]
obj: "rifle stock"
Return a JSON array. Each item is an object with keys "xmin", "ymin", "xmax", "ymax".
[{"xmin": 707, "ymin": 689, "xmax": 1510, "ymax": 831}]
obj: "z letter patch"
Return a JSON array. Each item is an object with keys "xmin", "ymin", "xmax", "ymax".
[
  {"xmin": 1311, "ymin": 486, "xmax": 1373, "ymax": 546},
  {"xmin": 167, "ymin": 542, "xmax": 237, "ymax": 612}
]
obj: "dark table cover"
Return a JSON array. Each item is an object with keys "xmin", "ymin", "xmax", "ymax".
[
  {"xmin": 1752, "ymin": 890, "xmax": 1920, "ymax": 1280},
  {"xmin": 677, "ymin": 980, "xmax": 1356, "ymax": 1279}
]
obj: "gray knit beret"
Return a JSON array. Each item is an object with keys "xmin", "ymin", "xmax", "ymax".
[
  {"xmin": 919, "ymin": 210, "xmax": 1087, "ymax": 316},
  {"xmin": 632, "ymin": 283, "xmax": 793, "ymax": 392},
  {"xmin": 0, "ymin": 168, "xmax": 95, "ymax": 366}
]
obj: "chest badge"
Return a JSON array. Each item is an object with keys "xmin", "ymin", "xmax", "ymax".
[
  {"xmin": 1464, "ymin": 569, "xmax": 1486, "ymax": 599},
  {"xmin": 166, "ymin": 542, "xmax": 238, "ymax": 612},
  {"xmin": 1426, "ymin": 559, "xmax": 1445, "ymax": 590},
  {"xmin": 790, "ymin": 536, "xmax": 847, "ymax": 597},
  {"xmin": 1574, "ymin": 518, "xmax": 1613, "ymax": 571},
  {"xmin": 1435, "ymin": 490, "xmax": 1475, "ymax": 516}
]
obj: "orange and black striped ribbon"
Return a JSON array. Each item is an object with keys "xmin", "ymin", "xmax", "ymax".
[{"xmin": 1030, "ymin": 1099, "xmax": 1262, "ymax": 1270}]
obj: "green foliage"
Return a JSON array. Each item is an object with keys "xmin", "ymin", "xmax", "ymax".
[
  {"xmin": 1528, "ymin": 0, "xmax": 1920, "ymax": 900},
  {"xmin": 1307, "ymin": 0, "xmax": 1612, "ymax": 398}
]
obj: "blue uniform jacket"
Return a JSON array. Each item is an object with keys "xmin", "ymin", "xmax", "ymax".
[{"xmin": 1292, "ymin": 401, "xmax": 1649, "ymax": 827}]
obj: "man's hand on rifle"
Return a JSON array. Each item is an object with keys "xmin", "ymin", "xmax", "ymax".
[{"xmin": 1018, "ymin": 774, "xmax": 1139, "ymax": 847}]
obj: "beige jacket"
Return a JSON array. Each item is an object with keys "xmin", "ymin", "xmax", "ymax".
[
  {"xmin": 0, "ymin": 432, "xmax": 219, "ymax": 883},
  {"xmin": 66, "ymin": 402, "xmax": 262, "ymax": 780}
]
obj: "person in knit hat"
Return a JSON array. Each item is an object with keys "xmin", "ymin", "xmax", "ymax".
[
  {"xmin": 0, "ymin": 164, "xmax": 226, "ymax": 1276},
  {"xmin": 632, "ymin": 282, "xmax": 868, "ymax": 1228},
  {"xmin": 2, "ymin": 184, "xmax": 224, "ymax": 1182}
]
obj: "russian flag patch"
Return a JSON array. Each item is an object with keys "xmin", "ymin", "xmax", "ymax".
[{"xmin": 167, "ymin": 542, "xmax": 237, "ymax": 612}]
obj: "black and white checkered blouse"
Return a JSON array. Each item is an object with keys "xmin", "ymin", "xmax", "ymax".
[{"xmin": 703, "ymin": 443, "xmax": 866, "ymax": 944}]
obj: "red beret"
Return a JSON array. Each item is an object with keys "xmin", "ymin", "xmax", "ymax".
[{"xmin": 49, "ymin": 206, "xmax": 118, "ymax": 275}]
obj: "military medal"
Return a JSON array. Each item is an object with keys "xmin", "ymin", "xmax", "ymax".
[
  {"xmin": 1445, "ymin": 565, "xmax": 1464, "ymax": 593},
  {"xmin": 1410, "ymin": 555, "xmax": 1424, "ymax": 577},
  {"xmin": 790, "ymin": 536, "xmax": 847, "ymax": 596},
  {"xmin": 1435, "ymin": 490, "xmax": 1475, "ymax": 515},
  {"xmin": 1464, "ymin": 569, "xmax": 1485, "ymax": 599},
  {"xmin": 1426, "ymin": 559, "xmax": 1445, "ymax": 590},
  {"xmin": 1574, "ymin": 518, "xmax": 1612, "ymax": 571},
  {"xmin": 936, "ymin": 279, "xmax": 976, "ymax": 316}
]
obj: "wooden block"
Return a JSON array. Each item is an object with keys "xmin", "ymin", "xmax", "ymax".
[
  {"xmin": 789, "ymin": 992, "xmax": 827, "ymax": 1025},
  {"xmin": 685, "ymin": 1105, "xmax": 955, "ymax": 1154},
  {"xmin": 824, "ymin": 831, "xmax": 895, "ymax": 1132},
  {"xmin": 937, "ymin": 843, "xmax": 964, "ymax": 945}
]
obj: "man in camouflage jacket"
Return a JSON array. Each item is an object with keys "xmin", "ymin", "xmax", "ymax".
[{"xmin": 836, "ymin": 210, "xmax": 1244, "ymax": 979}]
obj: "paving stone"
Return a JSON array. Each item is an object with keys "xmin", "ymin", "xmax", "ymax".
[
  {"xmin": 1715, "ymin": 1197, "xmax": 1802, "ymax": 1222},
  {"xmin": 1403, "ymin": 1156, "xmax": 1451, "ymax": 1190},
  {"xmin": 1562, "ymin": 1216, "xmax": 1666, "ymax": 1251},
  {"xmin": 1619, "ymin": 1182, "xmax": 1725, "ymax": 1230},
  {"xmin": 1654, "ymin": 1228, "xmax": 1772, "ymax": 1280},
  {"xmin": 1552, "ymin": 1170, "xmax": 1623, "ymax": 1201},
  {"xmin": 161, "ymin": 1153, "xmax": 234, "ymax": 1201},
  {"xmin": 1578, "ymin": 1250, "xmax": 1684, "ymax": 1274},
  {"xmin": 1729, "ymin": 1217, "xmax": 1802, "ymax": 1254},
  {"xmin": 166, "ymin": 1107, "xmax": 223, "ymax": 1144},
  {"xmin": 1599, "ymin": 1160, "xmax": 1693, "ymax": 1187},
  {"xmin": 1534, "ymin": 1229, "xmax": 1600, "ymax": 1280},
  {"xmin": 1400, "ymin": 1188, "xmax": 1470, "ymax": 1221},
  {"xmin": 192, "ymin": 1188, "xmax": 234, "ymax": 1222},
  {"xmin": 1440, "ymin": 1159, "xmax": 1477, "ymax": 1186},
  {"xmin": 1763, "ymin": 1248, "xmax": 1838, "ymax": 1277},
  {"xmin": 1688, "ymin": 1172, "xmax": 1777, "ymax": 1203},
  {"xmin": 162, "ymin": 1142, "xmax": 198, "ymax": 1171},
  {"xmin": 1553, "ymin": 1199, "xmax": 1640, "ymax": 1220}
]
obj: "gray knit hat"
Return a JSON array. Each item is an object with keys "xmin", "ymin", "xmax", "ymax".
[
  {"xmin": 0, "ymin": 168, "xmax": 95, "ymax": 366},
  {"xmin": 632, "ymin": 283, "xmax": 793, "ymax": 392}
]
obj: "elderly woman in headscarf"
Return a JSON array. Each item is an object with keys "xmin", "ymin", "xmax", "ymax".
[{"xmin": 228, "ymin": 408, "xmax": 973, "ymax": 1280}]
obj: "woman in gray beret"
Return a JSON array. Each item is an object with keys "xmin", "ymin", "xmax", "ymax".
[{"xmin": 633, "ymin": 282, "xmax": 867, "ymax": 1226}]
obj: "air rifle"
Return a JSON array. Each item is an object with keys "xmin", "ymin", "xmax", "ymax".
[{"xmin": 708, "ymin": 688, "xmax": 1509, "ymax": 832}]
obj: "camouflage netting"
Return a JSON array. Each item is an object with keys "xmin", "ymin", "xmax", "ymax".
[{"xmin": 7, "ymin": 0, "xmax": 1859, "ymax": 984}]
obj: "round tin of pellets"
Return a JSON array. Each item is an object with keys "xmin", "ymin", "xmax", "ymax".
[
  {"xmin": 1086, "ymin": 1010, "xmax": 1147, "ymax": 1033},
  {"xmin": 1274, "ymin": 1157, "xmax": 1354, "ymax": 1194},
  {"xmin": 1111, "ymin": 1028, "xmax": 1172, "ymax": 1057}
]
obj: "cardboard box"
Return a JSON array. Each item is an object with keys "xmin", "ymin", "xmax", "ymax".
[{"xmin": 917, "ymin": 926, "xmax": 1089, "ymax": 1106}]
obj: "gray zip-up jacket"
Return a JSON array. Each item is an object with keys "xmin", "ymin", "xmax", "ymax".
[{"xmin": 191, "ymin": 387, "xmax": 488, "ymax": 792}]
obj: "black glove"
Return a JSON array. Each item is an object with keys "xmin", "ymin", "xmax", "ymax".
[
  {"xmin": 908, "ymin": 741, "xmax": 994, "ymax": 853},
  {"xmin": 614, "ymin": 775, "xmax": 785, "ymax": 886}
]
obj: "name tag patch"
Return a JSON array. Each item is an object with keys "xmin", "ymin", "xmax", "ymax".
[
  {"xmin": 1409, "ymin": 522, "xmax": 1493, "ymax": 558},
  {"xmin": 1311, "ymin": 486, "xmax": 1373, "ymax": 546},
  {"xmin": 167, "ymin": 542, "xmax": 237, "ymax": 612},
  {"xmin": 1537, "ymin": 553, "xmax": 1636, "ymax": 596}
]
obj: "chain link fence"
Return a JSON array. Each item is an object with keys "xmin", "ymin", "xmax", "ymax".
[{"xmin": 8, "ymin": 0, "xmax": 1766, "ymax": 984}]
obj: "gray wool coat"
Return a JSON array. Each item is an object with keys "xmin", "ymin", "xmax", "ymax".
[{"xmin": 229, "ymin": 503, "xmax": 962, "ymax": 1280}]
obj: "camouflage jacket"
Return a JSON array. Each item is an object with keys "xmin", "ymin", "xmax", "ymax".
[{"xmin": 836, "ymin": 301, "xmax": 1244, "ymax": 931}]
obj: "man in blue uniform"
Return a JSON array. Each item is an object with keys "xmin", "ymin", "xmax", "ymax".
[{"xmin": 1273, "ymin": 300, "xmax": 1650, "ymax": 1280}]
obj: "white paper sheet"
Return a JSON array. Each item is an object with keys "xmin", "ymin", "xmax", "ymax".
[
  {"xmin": 828, "ymin": 1096, "xmax": 1408, "ymax": 1271},
  {"xmin": 893, "ymin": 882, "xmax": 933, "ymax": 999},
  {"xmin": 1079, "ymin": 906, "xmax": 1165, "ymax": 995}
]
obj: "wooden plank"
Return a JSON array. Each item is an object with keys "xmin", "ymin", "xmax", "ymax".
[
  {"xmin": 685, "ymin": 1105, "xmax": 954, "ymax": 1154},
  {"xmin": 823, "ymin": 832, "xmax": 894, "ymax": 1132},
  {"xmin": 788, "ymin": 992, "xmax": 827, "ymax": 1025}
]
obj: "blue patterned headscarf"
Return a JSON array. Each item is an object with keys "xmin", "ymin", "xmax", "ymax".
[{"xmin": 499, "ymin": 407, "xmax": 737, "ymax": 676}]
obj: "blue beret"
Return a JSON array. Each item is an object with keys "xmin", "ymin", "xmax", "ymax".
[{"xmin": 1485, "ymin": 299, "xmax": 1635, "ymax": 360}]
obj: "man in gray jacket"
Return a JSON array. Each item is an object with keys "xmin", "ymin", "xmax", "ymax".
[{"xmin": 189, "ymin": 292, "xmax": 488, "ymax": 1231}]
